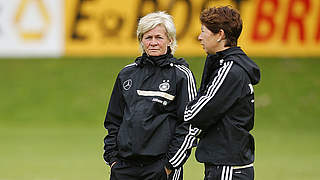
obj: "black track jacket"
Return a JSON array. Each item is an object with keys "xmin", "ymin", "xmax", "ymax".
[
  {"xmin": 103, "ymin": 51, "xmax": 199, "ymax": 170},
  {"xmin": 184, "ymin": 47, "xmax": 260, "ymax": 166}
]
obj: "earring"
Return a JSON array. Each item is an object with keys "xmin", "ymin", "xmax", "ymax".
[{"xmin": 216, "ymin": 39, "xmax": 221, "ymax": 42}]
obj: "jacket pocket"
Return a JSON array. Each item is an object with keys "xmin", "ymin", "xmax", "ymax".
[{"xmin": 117, "ymin": 121, "xmax": 132, "ymax": 155}]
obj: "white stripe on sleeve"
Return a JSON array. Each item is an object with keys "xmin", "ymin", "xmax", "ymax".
[
  {"xmin": 184, "ymin": 61, "xmax": 233, "ymax": 121},
  {"xmin": 167, "ymin": 65, "xmax": 200, "ymax": 168}
]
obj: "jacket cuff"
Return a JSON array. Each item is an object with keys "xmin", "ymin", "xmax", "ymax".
[
  {"xmin": 165, "ymin": 159, "xmax": 174, "ymax": 170},
  {"xmin": 107, "ymin": 157, "xmax": 119, "ymax": 167},
  {"xmin": 196, "ymin": 129, "xmax": 203, "ymax": 137}
]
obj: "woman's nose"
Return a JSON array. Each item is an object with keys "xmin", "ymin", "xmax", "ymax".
[{"xmin": 150, "ymin": 39, "xmax": 158, "ymax": 46}]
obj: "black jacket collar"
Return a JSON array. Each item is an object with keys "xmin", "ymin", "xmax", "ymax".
[
  {"xmin": 135, "ymin": 48, "xmax": 173, "ymax": 67},
  {"xmin": 204, "ymin": 46, "xmax": 260, "ymax": 85}
]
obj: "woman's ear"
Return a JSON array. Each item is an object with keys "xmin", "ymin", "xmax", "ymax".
[
  {"xmin": 169, "ymin": 38, "xmax": 173, "ymax": 45},
  {"xmin": 217, "ymin": 29, "xmax": 225, "ymax": 42}
]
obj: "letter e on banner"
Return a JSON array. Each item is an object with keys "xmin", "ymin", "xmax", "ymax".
[{"xmin": 71, "ymin": 0, "xmax": 92, "ymax": 40}]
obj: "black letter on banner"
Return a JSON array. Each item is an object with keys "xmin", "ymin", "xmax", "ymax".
[
  {"xmin": 201, "ymin": 0, "xmax": 244, "ymax": 11},
  {"xmin": 201, "ymin": 0, "xmax": 214, "ymax": 11},
  {"xmin": 71, "ymin": 0, "xmax": 93, "ymax": 40},
  {"xmin": 231, "ymin": 0, "xmax": 244, "ymax": 11},
  {"xmin": 99, "ymin": 11, "xmax": 123, "ymax": 37},
  {"xmin": 132, "ymin": 0, "xmax": 159, "ymax": 38},
  {"xmin": 167, "ymin": 0, "xmax": 192, "ymax": 40}
]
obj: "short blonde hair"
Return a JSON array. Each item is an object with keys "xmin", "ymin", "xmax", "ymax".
[{"xmin": 137, "ymin": 11, "xmax": 177, "ymax": 54}]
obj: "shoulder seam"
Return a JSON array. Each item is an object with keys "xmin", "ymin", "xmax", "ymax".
[
  {"xmin": 124, "ymin": 63, "xmax": 137, "ymax": 68},
  {"xmin": 174, "ymin": 64, "xmax": 197, "ymax": 101}
]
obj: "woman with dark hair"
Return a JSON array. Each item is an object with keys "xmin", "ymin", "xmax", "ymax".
[{"xmin": 184, "ymin": 6, "xmax": 261, "ymax": 180}]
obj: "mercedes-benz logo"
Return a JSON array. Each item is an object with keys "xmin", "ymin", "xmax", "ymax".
[{"xmin": 123, "ymin": 79, "xmax": 132, "ymax": 90}]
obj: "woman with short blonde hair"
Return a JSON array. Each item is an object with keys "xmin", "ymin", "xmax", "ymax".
[
  {"xmin": 103, "ymin": 11, "xmax": 198, "ymax": 180},
  {"xmin": 137, "ymin": 11, "xmax": 177, "ymax": 54}
]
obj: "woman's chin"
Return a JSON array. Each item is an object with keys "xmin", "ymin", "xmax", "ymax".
[{"xmin": 147, "ymin": 52, "xmax": 162, "ymax": 56}]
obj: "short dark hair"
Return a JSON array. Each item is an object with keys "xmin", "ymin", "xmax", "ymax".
[{"xmin": 200, "ymin": 6, "xmax": 242, "ymax": 47}]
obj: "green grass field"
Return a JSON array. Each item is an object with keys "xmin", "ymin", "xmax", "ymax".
[{"xmin": 1, "ymin": 57, "xmax": 319, "ymax": 180}]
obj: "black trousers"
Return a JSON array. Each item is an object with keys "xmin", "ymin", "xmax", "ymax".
[
  {"xmin": 204, "ymin": 164, "xmax": 254, "ymax": 180},
  {"xmin": 110, "ymin": 158, "xmax": 183, "ymax": 180}
]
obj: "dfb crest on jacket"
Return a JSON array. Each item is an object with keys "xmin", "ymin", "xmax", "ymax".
[{"xmin": 159, "ymin": 80, "xmax": 170, "ymax": 92}]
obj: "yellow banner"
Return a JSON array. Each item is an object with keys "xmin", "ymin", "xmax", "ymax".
[{"xmin": 65, "ymin": 0, "xmax": 320, "ymax": 57}]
